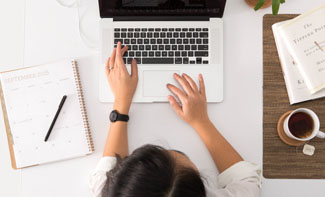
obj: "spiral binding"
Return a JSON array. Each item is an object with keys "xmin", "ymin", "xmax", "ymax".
[{"xmin": 71, "ymin": 60, "xmax": 95, "ymax": 152}]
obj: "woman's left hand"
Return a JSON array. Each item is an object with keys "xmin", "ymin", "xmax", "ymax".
[{"xmin": 106, "ymin": 42, "xmax": 138, "ymax": 114}]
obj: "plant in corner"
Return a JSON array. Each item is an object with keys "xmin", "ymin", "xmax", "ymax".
[{"xmin": 254, "ymin": 0, "xmax": 286, "ymax": 15}]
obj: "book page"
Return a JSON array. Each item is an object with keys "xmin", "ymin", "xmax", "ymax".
[
  {"xmin": 278, "ymin": 5, "xmax": 325, "ymax": 94},
  {"xmin": 0, "ymin": 60, "xmax": 90, "ymax": 168}
]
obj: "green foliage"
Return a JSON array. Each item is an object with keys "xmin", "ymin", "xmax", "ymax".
[{"xmin": 254, "ymin": 0, "xmax": 286, "ymax": 15}]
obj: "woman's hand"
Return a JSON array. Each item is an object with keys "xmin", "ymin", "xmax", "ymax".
[
  {"xmin": 167, "ymin": 73, "xmax": 210, "ymax": 129},
  {"xmin": 106, "ymin": 42, "xmax": 138, "ymax": 114}
]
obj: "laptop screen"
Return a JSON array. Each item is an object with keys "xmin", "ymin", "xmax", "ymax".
[{"xmin": 99, "ymin": 0, "xmax": 226, "ymax": 18}]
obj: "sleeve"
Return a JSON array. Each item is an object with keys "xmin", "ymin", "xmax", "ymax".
[
  {"xmin": 209, "ymin": 161, "xmax": 261, "ymax": 197},
  {"xmin": 89, "ymin": 157, "xmax": 117, "ymax": 197}
]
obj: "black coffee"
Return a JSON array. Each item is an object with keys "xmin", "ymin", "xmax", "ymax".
[{"xmin": 288, "ymin": 112, "xmax": 314, "ymax": 138}]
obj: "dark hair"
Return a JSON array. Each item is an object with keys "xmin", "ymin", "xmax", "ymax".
[{"xmin": 101, "ymin": 145, "xmax": 206, "ymax": 197}]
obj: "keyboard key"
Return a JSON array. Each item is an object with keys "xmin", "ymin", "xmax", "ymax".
[
  {"xmin": 195, "ymin": 51, "xmax": 208, "ymax": 57},
  {"xmin": 132, "ymin": 45, "xmax": 138, "ymax": 50},
  {"xmin": 182, "ymin": 51, "xmax": 187, "ymax": 57},
  {"xmin": 141, "ymin": 28, "xmax": 147, "ymax": 31},
  {"xmin": 134, "ymin": 33, "xmax": 140, "ymax": 38},
  {"xmin": 167, "ymin": 32, "xmax": 173, "ymax": 38},
  {"xmin": 198, "ymin": 45, "xmax": 209, "ymax": 50},
  {"xmin": 114, "ymin": 39, "xmax": 123, "ymax": 44},
  {"xmin": 157, "ymin": 39, "xmax": 163, "ymax": 44},
  {"xmin": 170, "ymin": 39, "xmax": 176, "ymax": 44},
  {"xmin": 196, "ymin": 58, "xmax": 202, "ymax": 64},
  {"xmin": 149, "ymin": 51, "xmax": 154, "ymax": 57},
  {"xmin": 182, "ymin": 28, "xmax": 188, "ymax": 31},
  {"xmin": 150, "ymin": 39, "xmax": 156, "ymax": 44},
  {"xmin": 141, "ymin": 33, "xmax": 146, "ymax": 38},
  {"xmin": 168, "ymin": 51, "xmax": 174, "ymax": 57},
  {"xmin": 190, "ymin": 39, "xmax": 195, "ymax": 44},
  {"xmin": 190, "ymin": 60, "xmax": 195, "ymax": 64},
  {"xmin": 165, "ymin": 45, "xmax": 171, "ymax": 50},
  {"xmin": 142, "ymin": 51, "xmax": 148, "ymax": 57},
  {"xmin": 136, "ymin": 58, "xmax": 141, "ymax": 64},
  {"xmin": 196, "ymin": 28, "xmax": 202, "ymax": 31},
  {"xmin": 183, "ymin": 39, "xmax": 189, "ymax": 44},
  {"xmin": 128, "ymin": 28, "xmax": 134, "ymax": 31},
  {"xmin": 152, "ymin": 45, "xmax": 158, "ymax": 50},
  {"xmin": 183, "ymin": 58, "xmax": 189, "ymax": 64},
  {"xmin": 185, "ymin": 45, "xmax": 190, "ymax": 50},
  {"xmin": 137, "ymin": 39, "xmax": 143, "ymax": 44},
  {"xmin": 162, "ymin": 51, "xmax": 168, "ymax": 57},
  {"xmin": 146, "ymin": 45, "xmax": 151, "ymax": 50},
  {"xmin": 121, "ymin": 33, "xmax": 127, "ymax": 38},
  {"xmin": 114, "ymin": 33, "xmax": 120, "ymax": 38},
  {"xmin": 189, "ymin": 28, "xmax": 195, "ymax": 31},
  {"xmin": 186, "ymin": 33, "xmax": 192, "ymax": 38},
  {"xmin": 191, "ymin": 45, "xmax": 197, "ymax": 50},
  {"xmin": 175, "ymin": 52, "xmax": 181, "ymax": 57},
  {"xmin": 155, "ymin": 28, "xmax": 161, "ymax": 31},
  {"xmin": 203, "ymin": 28, "xmax": 209, "ymax": 31},
  {"xmin": 123, "ymin": 51, "xmax": 128, "ymax": 57},
  {"xmin": 176, "ymin": 28, "xmax": 181, "ymax": 31},
  {"xmin": 173, "ymin": 32, "xmax": 179, "ymax": 38},
  {"xmin": 178, "ymin": 45, "xmax": 184, "ymax": 50},
  {"xmin": 142, "ymin": 58, "xmax": 174, "ymax": 64},
  {"xmin": 199, "ymin": 32, "xmax": 209, "ymax": 38},
  {"xmin": 127, "ymin": 58, "xmax": 133, "ymax": 64},
  {"xmin": 135, "ymin": 28, "xmax": 140, "ymax": 31},
  {"xmin": 203, "ymin": 60, "xmax": 209, "ymax": 64},
  {"xmin": 168, "ymin": 28, "xmax": 175, "ymax": 31},
  {"xmin": 128, "ymin": 33, "xmax": 133, "ymax": 38},
  {"xmin": 147, "ymin": 32, "xmax": 153, "ymax": 38},
  {"xmin": 159, "ymin": 45, "xmax": 164, "ymax": 50},
  {"xmin": 196, "ymin": 39, "xmax": 202, "ymax": 44},
  {"xmin": 114, "ymin": 28, "xmax": 120, "ymax": 31},
  {"xmin": 121, "ymin": 28, "xmax": 127, "ymax": 31},
  {"xmin": 177, "ymin": 39, "xmax": 182, "ymax": 44},
  {"xmin": 144, "ymin": 39, "xmax": 149, "ymax": 44},
  {"xmin": 154, "ymin": 33, "xmax": 159, "ymax": 38},
  {"xmin": 124, "ymin": 39, "xmax": 130, "ymax": 44},
  {"xmin": 203, "ymin": 39, "xmax": 208, "ymax": 44},
  {"xmin": 162, "ymin": 28, "xmax": 168, "ymax": 31},
  {"xmin": 188, "ymin": 51, "xmax": 194, "ymax": 57},
  {"xmin": 136, "ymin": 51, "xmax": 141, "ymax": 57},
  {"xmin": 164, "ymin": 39, "xmax": 169, "ymax": 44},
  {"xmin": 175, "ymin": 58, "xmax": 182, "ymax": 64},
  {"xmin": 180, "ymin": 32, "xmax": 186, "ymax": 38},
  {"xmin": 160, "ymin": 33, "xmax": 166, "ymax": 38},
  {"xmin": 131, "ymin": 39, "xmax": 136, "ymax": 44},
  {"xmin": 129, "ymin": 51, "xmax": 135, "ymax": 57},
  {"xmin": 139, "ymin": 45, "xmax": 144, "ymax": 50},
  {"xmin": 193, "ymin": 32, "xmax": 199, "ymax": 38},
  {"xmin": 172, "ymin": 45, "xmax": 177, "ymax": 50},
  {"xmin": 155, "ymin": 51, "xmax": 161, "ymax": 57},
  {"xmin": 148, "ymin": 28, "xmax": 154, "ymax": 31}
]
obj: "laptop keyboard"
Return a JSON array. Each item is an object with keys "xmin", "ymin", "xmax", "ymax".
[{"xmin": 114, "ymin": 28, "xmax": 209, "ymax": 65}]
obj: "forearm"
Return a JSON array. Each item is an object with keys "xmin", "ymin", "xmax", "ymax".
[
  {"xmin": 193, "ymin": 120, "xmax": 243, "ymax": 173},
  {"xmin": 103, "ymin": 102, "xmax": 130, "ymax": 158}
]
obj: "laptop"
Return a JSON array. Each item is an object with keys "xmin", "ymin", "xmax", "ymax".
[{"xmin": 98, "ymin": 0, "xmax": 226, "ymax": 103}]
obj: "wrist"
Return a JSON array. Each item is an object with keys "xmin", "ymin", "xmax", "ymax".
[
  {"xmin": 191, "ymin": 118, "xmax": 213, "ymax": 131},
  {"xmin": 113, "ymin": 101, "xmax": 131, "ymax": 114}
]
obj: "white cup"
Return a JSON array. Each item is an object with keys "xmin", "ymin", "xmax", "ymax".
[{"xmin": 283, "ymin": 108, "xmax": 325, "ymax": 141}]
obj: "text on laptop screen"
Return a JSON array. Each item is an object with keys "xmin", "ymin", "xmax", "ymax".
[{"xmin": 99, "ymin": 0, "xmax": 226, "ymax": 18}]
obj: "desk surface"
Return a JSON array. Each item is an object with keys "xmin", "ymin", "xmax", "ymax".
[{"xmin": 1, "ymin": 0, "xmax": 325, "ymax": 197}]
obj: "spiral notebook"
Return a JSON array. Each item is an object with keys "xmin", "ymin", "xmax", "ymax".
[{"xmin": 0, "ymin": 59, "xmax": 94, "ymax": 169}]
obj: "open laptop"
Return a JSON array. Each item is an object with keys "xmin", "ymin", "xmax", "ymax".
[{"xmin": 98, "ymin": 0, "xmax": 226, "ymax": 102}]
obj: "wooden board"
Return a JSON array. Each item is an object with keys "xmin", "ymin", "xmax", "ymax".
[{"xmin": 263, "ymin": 14, "xmax": 325, "ymax": 179}]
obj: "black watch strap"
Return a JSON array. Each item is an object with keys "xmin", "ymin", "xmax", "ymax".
[{"xmin": 110, "ymin": 110, "xmax": 129, "ymax": 122}]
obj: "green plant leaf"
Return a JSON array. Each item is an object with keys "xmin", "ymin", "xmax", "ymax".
[
  {"xmin": 280, "ymin": 0, "xmax": 285, "ymax": 3},
  {"xmin": 272, "ymin": 0, "xmax": 280, "ymax": 15},
  {"xmin": 254, "ymin": 0, "xmax": 265, "ymax": 11}
]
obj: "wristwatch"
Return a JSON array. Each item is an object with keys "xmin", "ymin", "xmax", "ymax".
[{"xmin": 109, "ymin": 110, "xmax": 129, "ymax": 122}]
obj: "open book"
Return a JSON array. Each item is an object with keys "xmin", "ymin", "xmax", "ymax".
[{"xmin": 0, "ymin": 60, "xmax": 94, "ymax": 169}]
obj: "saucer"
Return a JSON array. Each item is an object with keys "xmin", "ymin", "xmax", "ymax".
[{"xmin": 277, "ymin": 111, "xmax": 305, "ymax": 146}]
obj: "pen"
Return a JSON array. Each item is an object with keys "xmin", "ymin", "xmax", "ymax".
[{"xmin": 44, "ymin": 95, "xmax": 67, "ymax": 142}]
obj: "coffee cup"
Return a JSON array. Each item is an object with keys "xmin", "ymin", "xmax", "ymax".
[{"xmin": 283, "ymin": 108, "xmax": 325, "ymax": 141}]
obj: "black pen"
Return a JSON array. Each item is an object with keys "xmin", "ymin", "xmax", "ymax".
[{"xmin": 44, "ymin": 95, "xmax": 67, "ymax": 142}]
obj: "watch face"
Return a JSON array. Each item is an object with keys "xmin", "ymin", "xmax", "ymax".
[{"xmin": 110, "ymin": 111, "xmax": 118, "ymax": 122}]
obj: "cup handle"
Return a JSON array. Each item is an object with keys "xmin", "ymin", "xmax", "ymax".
[{"xmin": 316, "ymin": 131, "xmax": 325, "ymax": 139}]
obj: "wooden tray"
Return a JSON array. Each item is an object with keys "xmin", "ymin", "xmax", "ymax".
[{"xmin": 263, "ymin": 14, "xmax": 325, "ymax": 179}]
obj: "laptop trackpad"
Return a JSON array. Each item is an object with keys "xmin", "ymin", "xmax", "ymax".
[{"xmin": 143, "ymin": 70, "xmax": 179, "ymax": 97}]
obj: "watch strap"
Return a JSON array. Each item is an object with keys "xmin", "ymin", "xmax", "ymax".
[{"xmin": 117, "ymin": 113, "xmax": 129, "ymax": 122}]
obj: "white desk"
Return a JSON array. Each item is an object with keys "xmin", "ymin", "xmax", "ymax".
[{"xmin": 1, "ymin": 0, "xmax": 325, "ymax": 196}]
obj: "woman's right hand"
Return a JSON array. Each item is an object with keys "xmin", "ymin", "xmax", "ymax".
[{"xmin": 167, "ymin": 73, "xmax": 210, "ymax": 129}]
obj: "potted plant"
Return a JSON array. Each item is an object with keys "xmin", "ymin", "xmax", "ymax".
[{"xmin": 245, "ymin": 0, "xmax": 286, "ymax": 15}]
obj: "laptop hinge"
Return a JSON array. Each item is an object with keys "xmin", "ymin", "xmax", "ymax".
[{"xmin": 113, "ymin": 16, "xmax": 209, "ymax": 22}]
